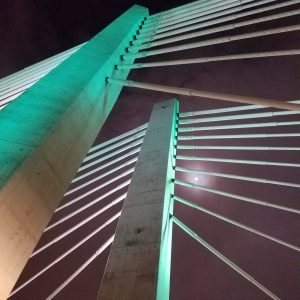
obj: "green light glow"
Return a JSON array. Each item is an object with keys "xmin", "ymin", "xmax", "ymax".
[
  {"xmin": 156, "ymin": 99, "xmax": 179, "ymax": 300},
  {"xmin": 0, "ymin": 5, "xmax": 147, "ymax": 187}
]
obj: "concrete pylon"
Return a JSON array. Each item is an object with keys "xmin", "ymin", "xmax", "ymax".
[
  {"xmin": 0, "ymin": 5, "xmax": 148, "ymax": 299},
  {"xmin": 98, "ymin": 99, "xmax": 178, "ymax": 300}
]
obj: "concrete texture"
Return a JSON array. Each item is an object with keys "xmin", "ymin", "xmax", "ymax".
[
  {"xmin": 98, "ymin": 99, "xmax": 178, "ymax": 300},
  {"xmin": 0, "ymin": 5, "xmax": 148, "ymax": 299}
]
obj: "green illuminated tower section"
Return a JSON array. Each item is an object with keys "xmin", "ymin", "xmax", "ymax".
[{"xmin": 0, "ymin": 6, "xmax": 148, "ymax": 299}]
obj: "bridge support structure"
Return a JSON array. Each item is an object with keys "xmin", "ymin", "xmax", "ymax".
[
  {"xmin": 0, "ymin": 5, "xmax": 148, "ymax": 299},
  {"xmin": 98, "ymin": 99, "xmax": 178, "ymax": 300}
]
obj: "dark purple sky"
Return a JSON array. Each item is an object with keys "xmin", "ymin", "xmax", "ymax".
[
  {"xmin": 2, "ymin": 0, "xmax": 300, "ymax": 299},
  {"xmin": 0, "ymin": 0, "xmax": 191, "ymax": 78}
]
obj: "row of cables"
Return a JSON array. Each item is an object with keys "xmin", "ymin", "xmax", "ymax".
[
  {"xmin": 124, "ymin": 0, "xmax": 300, "ymax": 61},
  {"xmin": 0, "ymin": 43, "xmax": 85, "ymax": 111},
  {"xmin": 9, "ymin": 123, "xmax": 147, "ymax": 299},
  {"xmin": 107, "ymin": 0, "xmax": 300, "ymax": 114},
  {"xmin": 170, "ymin": 101, "xmax": 300, "ymax": 299}
]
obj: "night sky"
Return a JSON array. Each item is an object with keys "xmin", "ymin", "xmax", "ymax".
[{"xmin": 1, "ymin": 0, "xmax": 300, "ymax": 299}]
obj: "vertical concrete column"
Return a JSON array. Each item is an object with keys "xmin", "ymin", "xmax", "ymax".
[
  {"xmin": 98, "ymin": 99, "xmax": 178, "ymax": 300},
  {"xmin": 0, "ymin": 5, "xmax": 148, "ymax": 299}
]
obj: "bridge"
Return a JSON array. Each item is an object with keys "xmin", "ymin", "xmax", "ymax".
[{"xmin": 0, "ymin": 0, "xmax": 299, "ymax": 299}]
